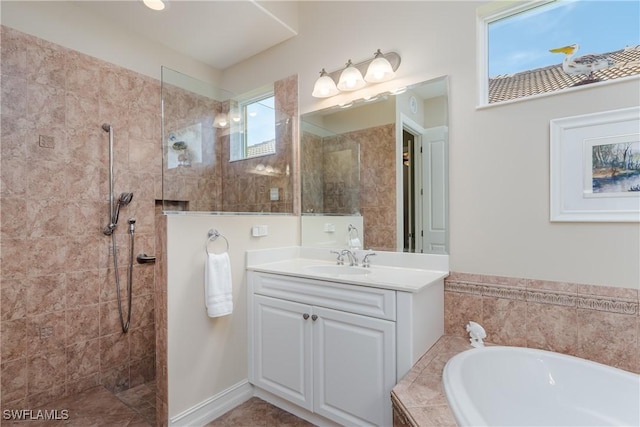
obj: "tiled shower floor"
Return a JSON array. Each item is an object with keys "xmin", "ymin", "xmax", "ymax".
[
  {"xmin": 115, "ymin": 381, "xmax": 157, "ymax": 425},
  {"xmin": 1, "ymin": 385, "xmax": 152, "ymax": 426},
  {"xmin": 2, "ymin": 383, "xmax": 311, "ymax": 426}
]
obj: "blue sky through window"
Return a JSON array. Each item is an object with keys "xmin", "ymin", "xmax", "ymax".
[
  {"xmin": 488, "ymin": 0, "xmax": 640, "ymax": 77},
  {"xmin": 246, "ymin": 96, "xmax": 275, "ymax": 148}
]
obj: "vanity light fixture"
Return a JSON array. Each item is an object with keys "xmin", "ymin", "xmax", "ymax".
[
  {"xmin": 143, "ymin": 0, "xmax": 166, "ymax": 11},
  {"xmin": 312, "ymin": 49, "xmax": 401, "ymax": 98}
]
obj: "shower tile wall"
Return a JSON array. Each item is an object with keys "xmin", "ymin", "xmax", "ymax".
[
  {"xmin": 162, "ymin": 75, "xmax": 297, "ymax": 214},
  {"xmin": 354, "ymin": 124, "xmax": 396, "ymax": 251},
  {"xmin": 0, "ymin": 26, "xmax": 158, "ymax": 410},
  {"xmin": 444, "ymin": 272, "xmax": 640, "ymax": 374},
  {"xmin": 300, "ymin": 131, "xmax": 323, "ymax": 213},
  {"xmin": 161, "ymin": 84, "xmax": 221, "ymax": 211},
  {"xmin": 319, "ymin": 135, "xmax": 361, "ymax": 215},
  {"xmin": 220, "ymin": 75, "xmax": 297, "ymax": 213},
  {"xmin": 342, "ymin": 124, "xmax": 397, "ymax": 250},
  {"xmin": 300, "ymin": 123, "xmax": 396, "ymax": 250}
]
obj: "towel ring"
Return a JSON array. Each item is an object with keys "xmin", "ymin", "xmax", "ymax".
[{"xmin": 206, "ymin": 229, "xmax": 229, "ymax": 255}]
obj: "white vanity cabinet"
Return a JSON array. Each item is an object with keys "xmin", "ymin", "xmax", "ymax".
[{"xmin": 248, "ymin": 269, "xmax": 443, "ymax": 427}]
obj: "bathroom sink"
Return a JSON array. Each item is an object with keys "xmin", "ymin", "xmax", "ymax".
[{"xmin": 304, "ymin": 265, "xmax": 371, "ymax": 276}]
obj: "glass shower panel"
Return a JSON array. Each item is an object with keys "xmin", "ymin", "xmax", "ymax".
[
  {"xmin": 161, "ymin": 67, "xmax": 296, "ymax": 214},
  {"xmin": 300, "ymin": 120, "xmax": 360, "ymax": 215}
]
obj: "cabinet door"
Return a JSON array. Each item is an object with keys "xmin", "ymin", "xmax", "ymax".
[
  {"xmin": 253, "ymin": 295, "xmax": 313, "ymax": 411},
  {"xmin": 313, "ymin": 306, "xmax": 396, "ymax": 427}
]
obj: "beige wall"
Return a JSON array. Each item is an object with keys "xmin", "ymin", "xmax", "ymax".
[
  {"xmin": 222, "ymin": 1, "xmax": 640, "ymax": 289},
  {"xmin": 0, "ymin": 1, "xmax": 221, "ymax": 85},
  {"xmin": 166, "ymin": 214, "xmax": 299, "ymax": 417}
]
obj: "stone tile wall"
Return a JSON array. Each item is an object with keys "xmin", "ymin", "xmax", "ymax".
[
  {"xmin": 351, "ymin": 124, "xmax": 396, "ymax": 251},
  {"xmin": 445, "ymin": 272, "xmax": 640, "ymax": 373},
  {"xmin": 1, "ymin": 25, "xmax": 157, "ymax": 410},
  {"xmin": 300, "ymin": 123, "xmax": 396, "ymax": 250},
  {"xmin": 219, "ymin": 75, "xmax": 297, "ymax": 213}
]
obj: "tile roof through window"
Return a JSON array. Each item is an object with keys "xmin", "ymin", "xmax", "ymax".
[
  {"xmin": 488, "ymin": 46, "xmax": 640, "ymax": 103},
  {"xmin": 246, "ymin": 139, "xmax": 275, "ymax": 158}
]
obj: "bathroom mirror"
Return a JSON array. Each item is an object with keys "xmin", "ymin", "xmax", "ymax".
[{"xmin": 300, "ymin": 76, "xmax": 449, "ymax": 254}]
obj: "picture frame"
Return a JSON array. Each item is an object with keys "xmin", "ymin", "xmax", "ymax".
[{"xmin": 550, "ymin": 106, "xmax": 640, "ymax": 222}]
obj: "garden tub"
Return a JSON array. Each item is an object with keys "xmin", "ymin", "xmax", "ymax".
[{"xmin": 443, "ymin": 346, "xmax": 640, "ymax": 426}]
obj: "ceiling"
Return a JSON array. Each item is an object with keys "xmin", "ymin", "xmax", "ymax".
[{"xmin": 75, "ymin": 0, "xmax": 299, "ymax": 70}]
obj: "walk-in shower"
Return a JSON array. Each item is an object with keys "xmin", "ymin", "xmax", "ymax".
[{"xmin": 102, "ymin": 123, "xmax": 135, "ymax": 333}]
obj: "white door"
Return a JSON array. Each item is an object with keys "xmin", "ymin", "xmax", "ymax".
[
  {"xmin": 421, "ymin": 126, "xmax": 448, "ymax": 254},
  {"xmin": 253, "ymin": 295, "xmax": 313, "ymax": 410},
  {"xmin": 312, "ymin": 306, "xmax": 396, "ymax": 427}
]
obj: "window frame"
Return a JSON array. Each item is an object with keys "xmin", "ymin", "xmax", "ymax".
[
  {"xmin": 229, "ymin": 86, "xmax": 276, "ymax": 162},
  {"xmin": 477, "ymin": 0, "xmax": 556, "ymax": 106}
]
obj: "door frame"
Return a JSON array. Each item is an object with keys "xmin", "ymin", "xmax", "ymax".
[{"xmin": 396, "ymin": 113, "xmax": 426, "ymax": 252}]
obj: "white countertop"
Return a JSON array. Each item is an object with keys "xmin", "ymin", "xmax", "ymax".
[{"xmin": 246, "ymin": 257, "xmax": 449, "ymax": 293}]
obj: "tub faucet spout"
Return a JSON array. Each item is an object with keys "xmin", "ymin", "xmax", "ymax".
[{"xmin": 466, "ymin": 321, "xmax": 486, "ymax": 348}]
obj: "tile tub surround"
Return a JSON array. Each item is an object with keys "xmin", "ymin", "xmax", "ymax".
[
  {"xmin": 392, "ymin": 335, "xmax": 469, "ymax": 426},
  {"xmin": 1, "ymin": 25, "xmax": 158, "ymax": 410},
  {"xmin": 444, "ymin": 272, "xmax": 640, "ymax": 374}
]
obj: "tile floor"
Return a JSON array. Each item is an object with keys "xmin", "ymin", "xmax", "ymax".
[
  {"xmin": 1, "ymin": 384, "xmax": 309, "ymax": 426},
  {"xmin": 1, "ymin": 386, "xmax": 151, "ymax": 426},
  {"xmin": 115, "ymin": 381, "xmax": 157, "ymax": 425},
  {"xmin": 206, "ymin": 397, "xmax": 315, "ymax": 427}
]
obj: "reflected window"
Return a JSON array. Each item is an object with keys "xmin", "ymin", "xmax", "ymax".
[
  {"xmin": 230, "ymin": 92, "xmax": 276, "ymax": 161},
  {"xmin": 479, "ymin": 0, "xmax": 640, "ymax": 105}
]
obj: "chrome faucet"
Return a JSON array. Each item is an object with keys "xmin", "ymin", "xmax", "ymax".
[
  {"xmin": 341, "ymin": 249, "xmax": 358, "ymax": 266},
  {"xmin": 330, "ymin": 250, "xmax": 344, "ymax": 265},
  {"xmin": 362, "ymin": 251, "xmax": 377, "ymax": 267}
]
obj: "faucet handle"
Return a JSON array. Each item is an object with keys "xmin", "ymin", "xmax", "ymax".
[
  {"xmin": 362, "ymin": 252, "xmax": 377, "ymax": 267},
  {"xmin": 330, "ymin": 250, "xmax": 344, "ymax": 265}
]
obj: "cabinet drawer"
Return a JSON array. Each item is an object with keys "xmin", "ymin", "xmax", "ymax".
[{"xmin": 251, "ymin": 272, "xmax": 396, "ymax": 321}]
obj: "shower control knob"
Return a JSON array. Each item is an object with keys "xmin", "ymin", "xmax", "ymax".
[{"xmin": 128, "ymin": 218, "xmax": 136, "ymax": 224}]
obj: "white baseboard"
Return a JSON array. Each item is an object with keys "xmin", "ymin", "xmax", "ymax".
[{"xmin": 169, "ymin": 380, "xmax": 253, "ymax": 427}]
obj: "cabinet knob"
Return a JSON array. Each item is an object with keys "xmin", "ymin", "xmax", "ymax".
[
  {"xmin": 311, "ymin": 314, "xmax": 318, "ymax": 321},
  {"xmin": 303, "ymin": 313, "xmax": 309, "ymax": 320}
]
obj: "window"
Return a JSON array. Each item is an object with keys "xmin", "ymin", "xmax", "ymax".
[
  {"xmin": 229, "ymin": 91, "xmax": 276, "ymax": 161},
  {"xmin": 478, "ymin": 0, "xmax": 640, "ymax": 105}
]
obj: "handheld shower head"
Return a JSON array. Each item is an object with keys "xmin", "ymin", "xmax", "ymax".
[
  {"xmin": 119, "ymin": 192, "xmax": 134, "ymax": 205},
  {"xmin": 102, "ymin": 123, "xmax": 112, "ymax": 132},
  {"xmin": 112, "ymin": 192, "xmax": 134, "ymax": 225}
]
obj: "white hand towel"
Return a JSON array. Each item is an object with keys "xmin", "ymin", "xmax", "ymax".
[
  {"xmin": 204, "ymin": 252, "xmax": 233, "ymax": 317},
  {"xmin": 349, "ymin": 237, "xmax": 362, "ymax": 250}
]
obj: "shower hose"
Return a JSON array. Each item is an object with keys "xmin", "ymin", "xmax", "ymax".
[{"xmin": 111, "ymin": 221, "xmax": 134, "ymax": 333}]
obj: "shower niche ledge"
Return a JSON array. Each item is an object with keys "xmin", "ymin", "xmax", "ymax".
[{"xmin": 246, "ymin": 246, "xmax": 448, "ymax": 427}]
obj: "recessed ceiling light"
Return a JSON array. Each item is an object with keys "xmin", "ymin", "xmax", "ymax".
[{"xmin": 143, "ymin": 0, "xmax": 166, "ymax": 11}]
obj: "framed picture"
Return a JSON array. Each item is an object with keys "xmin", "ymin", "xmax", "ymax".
[{"xmin": 550, "ymin": 107, "xmax": 640, "ymax": 222}]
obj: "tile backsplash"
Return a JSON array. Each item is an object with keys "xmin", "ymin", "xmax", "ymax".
[{"xmin": 445, "ymin": 272, "xmax": 639, "ymax": 373}]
